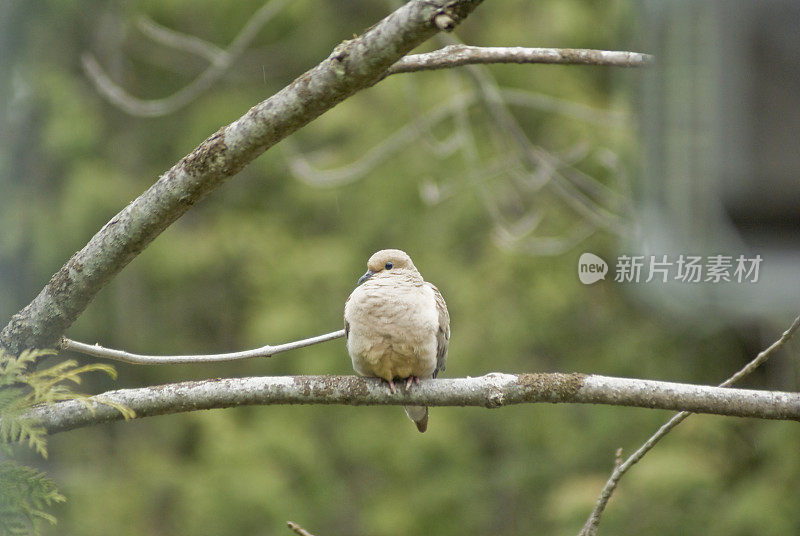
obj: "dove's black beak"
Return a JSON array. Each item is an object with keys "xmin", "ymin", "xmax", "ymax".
[{"xmin": 357, "ymin": 270, "xmax": 375, "ymax": 285}]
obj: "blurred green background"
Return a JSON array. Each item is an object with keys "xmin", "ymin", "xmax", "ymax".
[{"xmin": 1, "ymin": 1, "xmax": 799, "ymax": 535}]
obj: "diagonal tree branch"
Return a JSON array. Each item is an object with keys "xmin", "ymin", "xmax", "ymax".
[
  {"xmin": 578, "ymin": 314, "xmax": 800, "ymax": 536},
  {"xmin": 24, "ymin": 373, "xmax": 800, "ymax": 435},
  {"xmin": 0, "ymin": 0, "xmax": 485, "ymax": 357}
]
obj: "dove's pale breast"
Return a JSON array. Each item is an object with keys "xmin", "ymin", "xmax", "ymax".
[{"xmin": 344, "ymin": 276, "xmax": 439, "ymax": 382}]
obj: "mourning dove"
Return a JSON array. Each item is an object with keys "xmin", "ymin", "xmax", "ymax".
[{"xmin": 344, "ymin": 249, "xmax": 450, "ymax": 433}]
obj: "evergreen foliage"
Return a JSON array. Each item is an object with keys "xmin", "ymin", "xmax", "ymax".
[
  {"xmin": 0, "ymin": 349, "xmax": 120, "ymax": 535},
  {"xmin": 0, "ymin": 462, "xmax": 64, "ymax": 536}
]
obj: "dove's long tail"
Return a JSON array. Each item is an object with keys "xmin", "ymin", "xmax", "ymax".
[{"xmin": 404, "ymin": 405, "xmax": 429, "ymax": 433}]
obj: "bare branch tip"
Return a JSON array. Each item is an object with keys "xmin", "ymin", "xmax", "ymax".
[
  {"xmin": 434, "ymin": 13, "xmax": 457, "ymax": 31},
  {"xmin": 287, "ymin": 521, "xmax": 315, "ymax": 536},
  {"xmin": 613, "ymin": 447, "xmax": 623, "ymax": 470},
  {"xmin": 783, "ymin": 314, "xmax": 800, "ymax": 338}
]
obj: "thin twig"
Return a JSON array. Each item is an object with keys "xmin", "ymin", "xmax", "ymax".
[
  {"xmin": 60, "ymin": 330, "xmax": 345, "ymax": 365},
  {"xmin": 287, "ymin": 521, "xmax": 316, "ymax": 536},
  {"xmin": 499, "ymin": 88, "xmax": 627, "ymax": 126},
  {"xmin": 136, "ymin": 16, "xmax": 227, "ymax": 63},
  {"xmin": 285, "ymin": 85, "xmax": 622, "ymax": 189},
  {"xmin": 613, "ymin": 448, "xmax": 623, "ymax": 471},
  {"xmin": 431, "ymin": 35, "xmax": 631, "ymax": 253},
  {"xmin": 578, "ymin": 314, "xmax": 800, "ymax": 536},
  {"xmin": 82, "ymin": 0, "xmax": 290, "ymax": 117},
  {"xmin": 387, "ymin": 45, "xmax": 653, "ymax": 75},
  {"xmin": 283, "ymin": 91, "xmax": 479, "ymax": 187}
]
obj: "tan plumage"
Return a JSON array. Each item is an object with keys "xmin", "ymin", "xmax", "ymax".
[{"xmin": 344, "ymin": 249, "xmax": 450, "ymax": 433}]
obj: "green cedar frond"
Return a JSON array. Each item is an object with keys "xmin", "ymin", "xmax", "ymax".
[
  {"xmin": 23, "ymin": 361, "xmax": 118, "ymax": 404},
  {"xmin": 0, "ymin": 350, "xmax": 54, "ymax": 387},
  {"xmin": 90, "ymin": 394, "xmax": 137, "ymax": 420},
  {"xmin": 0, "ymin": 461, "xmax": 65, "ymax": 535},
  {"xmin": 0, "ymin": 387, "xmax": 25, "ymax": 413},
  {"xmin": 0, "ymin": 413, "xmax": 48, "ymax": 459},
  {"xmin": 1, "ymin": 349, "xmax": 128, "ymax": 450},
  {"xmin": 1, "ymin": 347, "xmax": 127, "ymax": 533}
]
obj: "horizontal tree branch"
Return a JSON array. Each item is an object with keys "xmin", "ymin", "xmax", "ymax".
[
  {"xmin": 60, "ymin": 329, "xmax": 345, "ymax": 364},
  {"xmin": 387, "ymin": 45, "xmax": 653, "ymax": 75},
  {"xmin": 0, "ymin": 0, "xmax": 485, "ymax": 356},
  {"xmin": 26, "ymin": 373, "xmax": 800, "ymax": 435}
]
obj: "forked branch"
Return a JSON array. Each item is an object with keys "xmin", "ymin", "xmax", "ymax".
[{"xmin": 578, "ymin": 314, "xmax": 800, "ymax": 536}]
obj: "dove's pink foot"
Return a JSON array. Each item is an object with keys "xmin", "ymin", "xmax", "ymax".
[
  {"xmin": 385, "ymin": 378, "xmax": 397, "ymax": 394},
  {"xmin": 404, "ymin": 376, "xmax": 421, "ymax": 390}
]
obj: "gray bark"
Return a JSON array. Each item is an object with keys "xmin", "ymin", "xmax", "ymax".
[
  {"xmin": 387, "ymin": 45, "xmax": 653, "ymax": 75},
  {"xmin": 26, "ymin": 373, "xmax": 800, "ymax": 435}
]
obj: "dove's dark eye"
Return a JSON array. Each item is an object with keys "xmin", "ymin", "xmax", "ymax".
[{"xmin": 385, "ymin": 262, "xmax": 393, "ymax": 270}]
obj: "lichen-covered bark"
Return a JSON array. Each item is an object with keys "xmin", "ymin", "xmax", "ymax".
[
  {"xmin": 23, "ymin": 373, "xmax": 800, "ymax": 435},
  {"xmin": 0, "ymin": 0, "xmax": 485, "ymax": 356}
]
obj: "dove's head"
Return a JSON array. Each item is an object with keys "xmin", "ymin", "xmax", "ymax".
[{"xmin": 358, "ymin": 249, "xmax": 418, "ymax": 285}]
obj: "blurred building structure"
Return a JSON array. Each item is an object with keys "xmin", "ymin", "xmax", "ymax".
[{"xmin": 633, "ymin": 0, "xmax": 800, "ymax": 321}]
